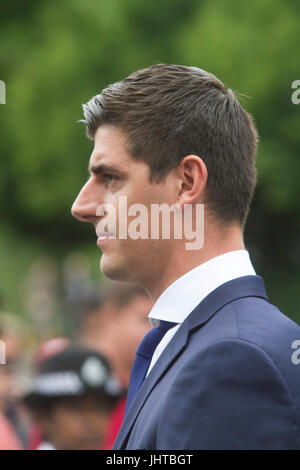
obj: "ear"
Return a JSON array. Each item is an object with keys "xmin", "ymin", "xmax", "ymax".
[{"xmin": 176, "ymin": 155, "xmax": 208, "ymax": 208}]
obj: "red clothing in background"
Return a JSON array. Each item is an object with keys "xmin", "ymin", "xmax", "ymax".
[{"xmin": 101, "ymin": 396, "xmax": 126, "ymax": 450}]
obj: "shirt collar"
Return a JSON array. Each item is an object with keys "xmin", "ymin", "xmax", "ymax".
[{"xmin": 148, "ymin": 250, "xmax": 256, "ymax": 326}]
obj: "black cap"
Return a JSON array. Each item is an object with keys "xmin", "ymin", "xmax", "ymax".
[{"xmin": 23, "ymin": 345, "xmax": 125, "ymax": 408}]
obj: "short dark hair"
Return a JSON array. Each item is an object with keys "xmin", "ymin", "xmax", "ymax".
[{"xmin": 81, "ymin": 64, "xmax": 258, "ymax": 226}]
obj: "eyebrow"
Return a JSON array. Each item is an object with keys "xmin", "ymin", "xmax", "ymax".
[{"xmin": 87, "ymin": 163, "xmax": 126, "ymax": 178}]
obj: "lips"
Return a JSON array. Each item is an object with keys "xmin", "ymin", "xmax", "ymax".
[
  {"xmin": 96, "ymin": 230, "xmax": 115, "ymax": 239},
  {"xmin": 97, "ymin": 234, "xmax": 114, "ymax": 240},
  {"xmin": 96, "ymin": 232, "xmax": 115, "ymax": 248}
]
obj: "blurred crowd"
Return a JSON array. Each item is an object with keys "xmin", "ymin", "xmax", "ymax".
[{"xmin": 0, "ymin": 282, "xmax": 152, "ymax": 450}]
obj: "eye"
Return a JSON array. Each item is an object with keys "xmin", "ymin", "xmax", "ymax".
[
  {"xmin": 102, "ymin": 173, "xmax": 118, "ymax": 186},
  {"xmin": 102, "ymin": 173, "xmax": 115, "ymax": 181}
]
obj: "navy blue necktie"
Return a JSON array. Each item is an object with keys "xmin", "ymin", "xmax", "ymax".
[{"xmin": 125, "ymin": 320, "xmax": 177, "ymax": 415}]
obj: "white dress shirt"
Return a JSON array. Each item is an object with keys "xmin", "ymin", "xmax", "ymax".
[{"xmin": 146, "ymin": 249, "xmax": 256, "ymax": 375}]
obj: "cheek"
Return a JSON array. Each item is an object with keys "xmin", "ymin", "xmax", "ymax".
[{"xmin": 125, "ymin": 180, "xmax": 158, "ymax": 210}]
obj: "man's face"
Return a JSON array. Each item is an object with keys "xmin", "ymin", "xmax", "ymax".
[{"xmin": 72, "ymin": 125, "xmax": 176, "ymax": 285}]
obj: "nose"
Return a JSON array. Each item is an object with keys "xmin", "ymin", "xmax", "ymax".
[{"xmin": 71, "ymin": 180, "xmax": 99, "ymax": 223}]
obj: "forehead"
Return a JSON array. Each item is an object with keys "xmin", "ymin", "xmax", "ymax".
[{"xmin": 89, "ymin": 125, "xmax": 134, "ymax": 170}]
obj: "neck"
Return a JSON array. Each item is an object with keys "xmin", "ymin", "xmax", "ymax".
[{"xmin": 144, "ymin": 221, "xmax": 245, "ymax": 302}]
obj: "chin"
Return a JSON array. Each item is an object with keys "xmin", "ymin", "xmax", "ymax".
[{"xmin": 100, "ymin": 254, "xmax": 131, "ymax": 282}]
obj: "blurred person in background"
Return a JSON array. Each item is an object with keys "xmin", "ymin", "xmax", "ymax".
[
  {"xmin": 33, "ymin": 337, "xmax": 71, "ymax": 367},
  {"xmin": 23, "ymin": 345, "xmax": 125, "ymax": 450},
  {"xmin": 78, "ymin": 282, "xmax": 152, "ymax": 388},
  {"xmin": 26, "ymin": 337, "xmax": 70, "ymax": 450},
  {"xmin": 78, "ymin": 281, "xmax": 152, "ymax": 448},
  {"xmin": 0, "ymin": 316, "xmax": 24, "ymax": 450}
]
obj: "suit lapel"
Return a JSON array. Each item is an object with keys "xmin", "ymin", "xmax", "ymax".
[{"xmin": 113, "ymin": 275, "xmax": 268, "ymax": 449}]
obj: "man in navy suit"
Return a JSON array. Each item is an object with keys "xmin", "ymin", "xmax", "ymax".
[{"xmin": 71, "ymin": 64, "xmax": 300, "ymax": 449}]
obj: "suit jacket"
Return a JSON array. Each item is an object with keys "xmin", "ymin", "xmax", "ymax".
[{"xmin": 113, "ymin": 275, "xmax": 300, "ymax": 450}]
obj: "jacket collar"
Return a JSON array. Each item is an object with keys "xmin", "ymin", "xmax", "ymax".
[{"xmin": 113, "ymin": 275, "xmax": 268, "ymax": 449}]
